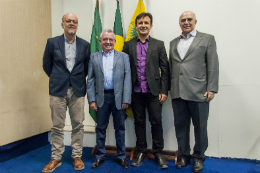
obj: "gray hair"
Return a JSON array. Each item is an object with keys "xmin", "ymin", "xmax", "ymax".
[{"xmin": 99, "ymin": 29, "xmax": 116, "ymax": 40}]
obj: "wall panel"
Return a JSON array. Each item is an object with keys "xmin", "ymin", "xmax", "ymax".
[{"xmin": 0, "ymin": 0, "xmax": 52, "ymax": 145}]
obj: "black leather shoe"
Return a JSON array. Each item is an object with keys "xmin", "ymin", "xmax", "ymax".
[
  {"xmin": 193, "ymin": 161, "xmax": 203, "ymax": 172},
  {"xmin": 91, "ymin": 159, "xmax": 105, "ymax": 169},
  {"xmin": 176, "ymin": 158, "xmax": 190, "ymax": 168},
  {"xmin": 119, "ymin": 158, "xmax": 129, "ymax": 168},
  {"xmin": 155, "ymin": 153, "xmax": 168, "ymax": 169},
  {"xmin": 131, "ymin": 153, "xmax": 147, "ymax": 167}
]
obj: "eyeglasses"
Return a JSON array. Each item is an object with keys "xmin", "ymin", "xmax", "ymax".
[
  {"xmin": 180, "ymin": 18, "xmax": 194, "ymax": 23},
  {"xmin": 101, "ymin": 38, "xmax": 115, "ymax": 42},
  {"xmin": 64, "ymin": 20, "xmax": 78, "ymax": 24}
]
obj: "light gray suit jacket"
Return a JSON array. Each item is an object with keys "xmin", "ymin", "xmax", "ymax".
[
  {"xmin": 87, "ymin": 50, "xmax": 132, "ymax": 110},
  {"xmin": 169, "ymin": 31, "xmax": 219, "ymax": 102}
]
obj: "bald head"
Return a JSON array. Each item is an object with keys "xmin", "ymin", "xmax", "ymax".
[
  {"xmin": 62, "ymin": 13, "xmax": 78, "ymax": 22},
  {"xmin": 179, "ymin": 11, "xmax": 196, "ymax": 22},
  {"xmin": 179, "ymin": 11, "xmax": 197, "ymax": 38},
  {"xmin": 61, "ymin": 13, "xmax": 78, "ymax": 39}
]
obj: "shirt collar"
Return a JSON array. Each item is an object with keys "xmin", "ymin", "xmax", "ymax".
[
  {"xmin": 137, "ymin": 36, "xmax": 150, "ymax": 43},
  {"xmin": 180, "ymin": 29, "xmax": 197, "ymax": 39},
  {"xmin": 64, "ymin": 35, "xmax": 76, "ymax": 44},
  {"xmin": 102, "ymin": 49, "xmax": 114, "ymax": 56}
]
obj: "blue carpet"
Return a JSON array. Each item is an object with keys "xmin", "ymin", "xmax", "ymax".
[{"xmin": 0, "ymin": 145, "xmax": 260, "ymax": 173}]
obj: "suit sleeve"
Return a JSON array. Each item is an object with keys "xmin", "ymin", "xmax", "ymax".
[
  {"xmin": 122, "ymin": 54, "xmax": 132, "ymax": 104},
  {"xmin": 122, "ymin": 41, "xmax": 129, "ymax": 55},
  {"xmin": 159, "ymin": 41, "xmax": 170, "ymax": 95},
  {"xmin": 43, "ymin": 39, "xmax": 53, "ymax": 77},
  {"xmin": 84, "ymin": 42, "xmax": 91, "ymax": 77},
  {"xmin": 206, "ymin": 36, "xmax": 219, "ymax": 93},
  {"xmin": 86, "ymin": 55, "xmax": 96, "ymax": 103}
]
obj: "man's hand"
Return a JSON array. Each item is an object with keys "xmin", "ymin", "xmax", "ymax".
[
  {"xmin": 204, "ymin": 91, "xmax": 215, "ymax": 102},
  {"xmin": 121, "ymin": 103, "xmax": 129, "ymax": 110},
  {"xmin": 159, "ymin": 94, "xmax": 167, "ymax": 104},
  {"xmin": 90, "ymin": 101, "xmax": 97, "ymax": 111}
]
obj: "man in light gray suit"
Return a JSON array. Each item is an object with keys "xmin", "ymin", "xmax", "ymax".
[
  {"xmin": 169, "ymin": 11, "xmax": 219, "ymax": 173},
  {"xmin": 87, "ymin": 29, "xmax": 131, "ymax": 169}
]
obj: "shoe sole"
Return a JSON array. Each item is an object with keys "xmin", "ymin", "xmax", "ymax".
[
  {"xmin": 74, "ymin": 165, "xmax": 85, "ymax": 170},
  {"xmin": 176, "ymin": 165, "xmax": 187, "ymax": 169},
  {"xmin": 159, "ymin": 165, "xmax": 168, "ymax": 169},
  {"xmin": 42, "ymin": 162, "xmax": 62, "ymax": 173},
  {"xmin": 131, "ymin": 158, "xmax": 147, "ymax": 167},
  {"xmin": 193, "ymin": 169, "xmax": 203, "ymax": 173}
]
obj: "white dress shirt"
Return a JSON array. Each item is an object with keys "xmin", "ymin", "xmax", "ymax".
[{"xmin": 178, "ymin": 29, "xmax": 197, "ymax": 59}]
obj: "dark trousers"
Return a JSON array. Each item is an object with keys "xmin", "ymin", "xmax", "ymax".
[
  {"xmin": 172, "ymin": 98, "xmax": 209, "ymax": 162},
  {"xmin": 95, "ymin": 92, "xmax": 126, "ymax": 160},
  {"xmin": 132, "ymin": 92, "xmax": 164, "ymax": 154}
]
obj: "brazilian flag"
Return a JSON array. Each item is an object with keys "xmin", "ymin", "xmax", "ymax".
[
  {"xmin": 113, "ymin": 0, "xmax": 124, "ymax": 51},
  {"xmin": 89, "ymin": 0, "xmax": 102, "ymax": 123},
  {"xmin": 125, "ymin": 0, "xmax": 146, "ymax": 41}
]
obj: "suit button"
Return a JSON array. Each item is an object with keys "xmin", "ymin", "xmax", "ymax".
[{"xmin": 102, "ymin": 89, "xmax": 104, "ymax": 92}]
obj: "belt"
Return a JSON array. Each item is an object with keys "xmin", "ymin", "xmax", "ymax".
[{"xmin": 104, "ymin": 89, "xmax": 114, "ymax": 93}]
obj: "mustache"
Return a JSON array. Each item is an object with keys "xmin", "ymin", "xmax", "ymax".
[{"xmin": 104, "ymin": 43, "xmax": 113, "ymax": 46}]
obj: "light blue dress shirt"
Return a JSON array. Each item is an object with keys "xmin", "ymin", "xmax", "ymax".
[
  {"xmin": 102, "ymin": 50, "xmax": 114, "ymax": 90},
  {"xmin": 64, "ymin": 35, "xmax": 76, "ymax": 72},
  {"xmin": 178, "ymin": 29, "xmax": 197, "ymax": 59}
]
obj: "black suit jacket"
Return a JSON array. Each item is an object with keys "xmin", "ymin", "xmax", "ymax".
[
  {"xmin": 43, "ymin": 34, "xmax": 90, "ymax": 97},
  {"xmin": 123, "ymin": 36, "xmax": 169, "ymax": 96}
]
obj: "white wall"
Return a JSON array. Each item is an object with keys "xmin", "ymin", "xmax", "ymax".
[{"xmin": 51, "ymin": 0, "xmax": 260, "ymax": 160}]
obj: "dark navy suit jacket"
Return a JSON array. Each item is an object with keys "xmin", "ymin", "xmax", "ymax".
[{"xmin": 43, "ymin": 34, "xmax": 90, "ymax": 97}]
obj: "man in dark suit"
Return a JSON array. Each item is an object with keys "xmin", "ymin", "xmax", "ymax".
[
  {"xmin": 87, "ymin": 29, "xmax": 131, "ymax": 169},
  {"xmin": 42, "ymin": 13, "xmax": 90, "ymax": 172},
  {"xmin": 123, "ymin": 13, "xmax": 169, "ymax": 169},
  {"xmin": 169, "ymin": 11, "xmax": 219, "ymax": 172}
]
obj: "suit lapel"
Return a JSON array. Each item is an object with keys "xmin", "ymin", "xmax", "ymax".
[
  {"xmin": 146, "ymin": 36, "xmax": 155, "ymax": 64},
  {"xmin": 113, "ymin": 50, "xmax": 119, "ymax": 68},
  {"xmin": 183, "ymin": 31, "xmax": 203, "ymax": 60},
  {"xmin": 58, "ymin": 35, "xmax": 67, "ymax": 67},
  {"xmin": 131, "ymin": 38, "xmax": 137, "ymax": 66},
  {"xmin": 173, "ymin": 37, "xmax": 182, "ymax": 61},
  {"xmin": 75, "ymin": 36, "xmax": 81, "ymax": 65},
  {"xmin": 98, "ymin": 51, "xmax": 104, "ymax": 74}
]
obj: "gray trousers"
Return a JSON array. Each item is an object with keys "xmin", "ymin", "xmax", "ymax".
[{"xmin": 50, "ymin": 87, "xmax": 85, "ymax": 160}]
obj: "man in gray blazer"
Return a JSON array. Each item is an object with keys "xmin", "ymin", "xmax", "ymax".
[
  {"xmin": 169, "ymin": 11, "xmax": 219, "ymax": 173},
  {"xmin": 87, "ymin": 29, "xmax": 131, "ymax": 169}
]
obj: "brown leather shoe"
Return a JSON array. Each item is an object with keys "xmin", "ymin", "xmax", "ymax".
[
  {"xmin": 73, "ymin": 157, "xmax": 85, "ymax": 170},
  {"xmin": 42, "ymin": 159, "xmax": 62, "ymax": 172}
]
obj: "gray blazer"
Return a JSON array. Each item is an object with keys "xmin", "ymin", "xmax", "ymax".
[
  {"xmin": 87, "ymin": 50, "xmax": 132, "ymax": 110},
  {"xmin": 169, "ymin": 31, "xmax": 219, "ymax": 102}
]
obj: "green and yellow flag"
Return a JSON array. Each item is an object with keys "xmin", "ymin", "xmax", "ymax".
[
  {"xmin": 125, "ymin": 0, "xmax": 146, "ymax": 41},
  {"xmin": 89, "ymin": 0, "xmax": 102, "ymax": 123},
  {"xmin": 124, "ymin": 0, "xmax": 146, "ymax": 118},
  {"xmin": 113, "ymin": 0, "xmax": 124, "ymax": 51}
]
